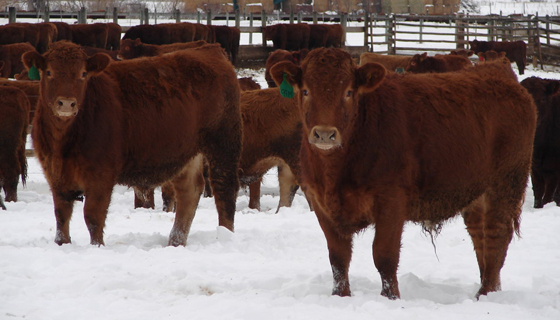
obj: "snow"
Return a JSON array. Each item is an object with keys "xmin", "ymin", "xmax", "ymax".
[{"xmin": 2, "ymin": 4, "xmax": 560, "ymax": 319}]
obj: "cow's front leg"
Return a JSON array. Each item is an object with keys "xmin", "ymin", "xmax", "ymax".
[
  {"xmin": 373, "ymin": 198, "xmax": 406, "ymax": 300},
  {"xmin": 315, "ymin": 206, "xmax": 353, "ymax": 296},
  {"xmin": 52, "ymin": 191, "xmax": 76, "ymax": 245},
  {"xmin": 83, "ymin": 186, "xmax": 114, "ymax": 246}
]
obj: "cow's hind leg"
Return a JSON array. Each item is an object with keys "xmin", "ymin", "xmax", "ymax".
[
  {"xmin": 168, "ymin": 154, "xmax": 204, "ymax": 247},
  {"xmin": 276, "ymin": 163, "xmax": 299, "ymax": 213},
  {"xmin": 531, "ymin": 172, "xmax": 545, "ymax": 208}
]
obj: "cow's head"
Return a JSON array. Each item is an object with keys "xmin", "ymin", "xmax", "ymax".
[
  {"xmin": 270, "ymin": 48, "xmax": 386, "ymax": 153},
  {"xmin": 118, "ymin": 38, "xmax": 142, "ymax": 60},
  {"xmin": 263, "ymin": 25, "xmax": 280, "ymax": 40},
  {"xmin": 469, "ymin": 39, "xmax": 481, "ymax": 52},
  {"xmin": 521, "ymin": 77, "xmax": 560, "ymax": 119},
  {"xmin": 406, "ymin": 52, "xmax": 428, "ymax": 72},
  {"xmin": 22, "ymin": 41, "xmax": 111, "ymax": 119}
]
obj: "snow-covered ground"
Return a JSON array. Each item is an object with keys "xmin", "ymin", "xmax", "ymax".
[{"xmin": 2, "ymin": 4, "xmax": 560, "ymax": 319}]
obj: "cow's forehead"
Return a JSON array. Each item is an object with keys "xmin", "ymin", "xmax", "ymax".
[
  {"xmin": 301, "ymin": 49, "xmax": 355, "ymax": 88},
  {"xmin": 44, "ymin": 42, "xmax": 88, "ymax": 69}
]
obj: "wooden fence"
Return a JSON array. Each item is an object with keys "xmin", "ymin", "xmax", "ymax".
[{"xmin": 2, "ymin": 8, "xmax": 560, "ymax": 68}]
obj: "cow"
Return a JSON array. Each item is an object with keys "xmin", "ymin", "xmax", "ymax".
[
  {"xmin": 265, "ymin": 49, "xmax": 309, "ymax": 88},
  {"xmin": 407, "ymin": 52, "xmax": 472, "ymax": 73},
  {"xmin": 210, "ymin": 25, "xmax": 241, "ymax": 64},
  {"xmin": 122, "ymin": 24, "xmax": 173, "ymax": 45},
  {"xmin": 22, "ymin": 41, "xmax": 242, "ymax": 246},
  {"xmin": 0, "ymin": 79, "xmax": 40, "ymax": 123},
  {"xmin": 477, "ymin": 50, "xmax": 505, "ymax": 62},
  {"xmin": 359, "ymin": 52, "xmax": 412, "ymax": 73},
  {"xmin": 450, "ymin": 49, "xmax": 474, "ymax": 58},
  {"xmin": 118, "ymin": 39, "xmax": 207, "ymax": 60},
  {"xmin": 238, "ymin": 77, "xmax": 261, "ymax": 91},
  {"xmin": 80, "ymin": 46, "xmax": 120, "ymax": 61},
  {"xmin": 52, "ymin": 22, "xmax": 72, "ymax": 42},
  {"xmin": 270, "ymin": 48, "xmax": 536, "ymax": 300},
  {"xmin": 263, "ymin": 24, "xmax": 310, "ymax": 51},
  {"xmin": 0, "ymin": 42, "xmax": 37, "ymax": 78},
  {"xmin": 0, "ymin": 86, "xmax": 29, "ymax": 203},
  {"xmin": 105, "ymin": 23, "xmax": 122, "ymax": 51},
  {"xmin": 520, "ymin": 77, "xmax": 560, "ymax": 208},
  {"xmin": 69, "ymin": 24, "xmax": 109, "ymax": 49},
  {"xmin": 469, "ymin": 39, "xmax": 527, "ymax": 75}
]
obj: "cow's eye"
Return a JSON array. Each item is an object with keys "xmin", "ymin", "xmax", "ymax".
[
  {"xmin": 346, "ymin": 90, "xmax": 352, "ymax": 97},
  {"xmin": 302, "ymin": 89, "xmax": 309, "ymax": 96},
  {"xmin": 82, "ymin": 72, "xmax": 88, "ymax": 78},
  {"xmin": 46, "ymin": 70, "xmax": 52, "ymax": 77}
]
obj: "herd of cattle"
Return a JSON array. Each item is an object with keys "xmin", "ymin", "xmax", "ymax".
[{"xmin": 0, "ymin": 20, "xmax": 559, "ymax": 301}]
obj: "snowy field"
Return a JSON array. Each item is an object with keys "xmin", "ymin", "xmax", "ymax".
[{"xmin": 2, "ymin": 3, "xmax": 560, "ymax": 320}]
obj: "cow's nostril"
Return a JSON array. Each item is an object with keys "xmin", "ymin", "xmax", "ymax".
[
  {"xmin": 58, "ymin": 101, "xmax": 63, "ymax": 107},
  {"xmin": 314, "ymin": 131, "xmax": 320, "ymax": 139},
  {"xmin": 71, "ymin": 102, "xmax": 76, "ymax": 108},
  {"xmin": 329, "ymin": 132, "xmax": 336, "ymax": 141}
]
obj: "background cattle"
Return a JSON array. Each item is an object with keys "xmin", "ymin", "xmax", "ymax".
[
  {"xmin": 118, "ymin": 39, "xmax": 207, "ymax": 60},
  {"xmin": 521, "ymin": 77, "xmax": 560, "ymax": 208},
  {"xmin": 105, "ymin": 23, "xmax": 122, "ymax": 51},
  {"xmin": 51, "ymin": 21, "xmax": 72, "ymax": 42},
  {"xmin": 0, "ymin": 79, "xmax": 39, "ymax": 123},
  {"xmin": 23, "ymin": 41, "xmax": 242, "ymax": 247},
  {"xmin": 69, "ymin": 23, "xmax": 108, "ymax": 49},
  {"xmin": 122, "ymin": 24, "xmax": 171, "ymax": 45},
  {"xmin": 0, "ymin": 86, "xmax": 29, "ymax": 204},
  {"xmin": 406, "ymin": 52, "xmax": 472, "ymax": 73},
  {"xmin": 80, "ymin": 46, "xmax": 120, "ymax": 61},
  {"xmin": 359, "ymin": 52, "xmax": 412, "ymax": 73},
  {"xmin": 210, "ymin": 25, "xmax": 240, "ymax": 64},
  {"xmin": 450, "ymin": 49, "xmax": 474, "ymax": 58},
  {"xmin": 264, "ymin": 24, "xmax": 310, "ymax": 51},
  {"xmin": 0, "ymin": 42, "xmax": 37, "ymax": 78},
  {"xmin": 469, "ymin": 39, "xmax": 527, "ymax": 74},
  {"xmin": 265, "ymin": 49, "xmax": 309, "ymax": 88},
  {"xmin": 270, "ymin": 48, "xmax": 535, "ymax": 300}
]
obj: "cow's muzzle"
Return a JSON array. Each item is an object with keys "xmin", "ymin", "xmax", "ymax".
[
  {"xmin": 309, "ymin": 125, "xmax": 342, "ymax": 151},
  {"xmin": 55, "ymin": 97, "xmax": 79, "ymax": 117}
]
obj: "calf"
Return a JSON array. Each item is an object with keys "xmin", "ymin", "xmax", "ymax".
[
  {"xmin": 521, "ymin": 77, "xmax": 560, "ymax": 208},
  {"xmin": 469, "ymin": 39, "xmax": 527, "ymax": 75},
  {"xmin": 0, "ymin": 86, "xmax": 29, "ymax": 203},
  {"xmin": 407, "ymin": 52, "xmax": 472, "ymax": 73},
  {"xmin": 23, "ymin": 41, "xmax": 242, "ymax": 246},
  {"xmin": 271, "ymin": 48, "xmax": 535, "ymax": 299}
]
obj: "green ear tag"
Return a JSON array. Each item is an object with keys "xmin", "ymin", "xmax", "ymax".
[
  {"xmin": 280, "ymin": 73, "xmax": 294, "ymax": 98},
  {"xmin": 28, "ymin": 65, "xmax": 40, "ymax": 80}
]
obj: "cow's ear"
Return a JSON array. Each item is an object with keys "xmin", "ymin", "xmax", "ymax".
[
  {"xmin": 134, "ymin": 38, "xmax": 141, "ymax": 45},
  {"xmin": 467, "ymin": 50, "xmax": 474, "ymax": 57},
  {"xmin": 420, "ymin": 52, "xmax": 428, "ymax": 61},
  {"xmin": 546, "ymin": 80, "xmax": 560, "ymax": 96},
  {"xmin": 86, "ymin": 53, "xmax": 111, "ymax": 75},
  {"xmin": 22, "ymin": 50, "xmax": 45, "ymax": 71},
  {"xmin": 355, "ymin": 62, "xmax": 386, "ymax": 94},
  {"xmin": 270, "ymin": 61, "xmax": 302, "ymax": 90}
]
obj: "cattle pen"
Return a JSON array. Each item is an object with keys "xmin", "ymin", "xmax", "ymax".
[{"xmin": 2, "ymin": 7, "xmax": 560, "ymax": 69}]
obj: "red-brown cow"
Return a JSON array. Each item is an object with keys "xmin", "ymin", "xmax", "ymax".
[
  {"xmin": 80, "ymin": 46, "xmax": 120, "ymax": 61},
  {"xmin": 69, "ymin": 23, "xmax": 109, "ymax": 49},
  {"xmin": 270, "ymin": 48, "xmax": 535, "ymax": 299},
  {"xmin": 23, "ymin": 41, "xmax": 242, "ymax": 246},
  {"xmin": 52, "ymin": 22, "xmax": 72, "ymax": 42},
  {"xmin": 0, "ymin": 86, "xmax": 29, "ymax": 204},
  {"xmin": 105, "ymin": 23, "xmax": 122, "ymax": 51},
  {"xmin": 521, "ymin": 77, "xmax": 560, "ymax": 208},
  {"xmin": 469, "ymin": 39, "xmax": 527, "ymax": 75},
  {"xmin": 0, "ymin": 42, "xmax": 37, "ymax": 78},
  {"xmin": 265, "ymin": 49, "xmax": 309, "ymax": 88},
  {"xmin": 264, "ymin": 24, "xmax": 310, "ymax": 51},
  {"xmin": 209, "ymin": 25, "xmax": 240, "ymax": 64},
  {"xmin": 450, "ymin": 49, "xmax": 474, "ymax": 58},
  {"xmin": 407, "ymin": 52, "xmax": 472, "ymax": 73},
  {"xmin": 118, "ymin": 39, "xmax": 207, "ymax": 60},
  {"xmin": 122, "ymin": 24, "xmax": 172, "ymax": 45},
  {"xmin": 359, "ymin": 52, "xmax": 412, "ymax": 73},
  {"xmin": 0, "ymin": 79, "xmax": 39, "ymax": 123},
  {"xmin": 477, "ymin": 50, "xmax": 505, "ymax": 62}
]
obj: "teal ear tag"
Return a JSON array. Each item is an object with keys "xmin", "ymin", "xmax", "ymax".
[
  {"xmin": 280, "ymin": 73, "xmax": 294, "ymax": 98},
  {"xmin": 28, "ymin": 65, "xmax": 40, "ymax": 80}
]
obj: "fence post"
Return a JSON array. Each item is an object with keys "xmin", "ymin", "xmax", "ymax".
[
  {"xmin": 419, "ymin": 16, "xmax": 423, "ymax": 43},
  {"xmin": 262, "ymin": 10, "xmax": 267, "ymax": 47},
  {"xmin": 175, "ymin": 9, "xmax": 181, "ymax": 23},
  {"xmin": 546, "ymin": 15, "xmax": 551, "ymax": 45},
  {"xmin": 313, "ymin": 11, "xmax": 318, "ymax": 24},
  {"xmin": 235, "ymin": 10, "xmax": 240, "ymax": 28},
  {"xmin": 197, "ymin": 11, "xmax": 201, "ymax": 24},
  {"xmin": 143, "ymin": 8, "xmax": 149, "ymax": 25},
  {"xmin": 388, "ymin": 15, "xmax": 396, "ymax": 55},
  {"xmin": 456, "ymin": 13, "xmax": 465, "ymax": 49},
  {"xmin": 341, "ymin": 12, "xmax": 348, "ymax": 46},
  {"xmin": 8, "ymin": 7, "xmax": 16, "ymax": 23},
  {"xmin": 207, "ymin": 9, "xmax": 212, "ymax": 25},
  {"xmin": 297, "ymin": 12, "xmax": 302, "ymax": 24},
  {"xmin": 249, "ymin": 12, "xmax": 254, "ymax": 45},
  {"xmin": 78, "ymin": 7, "xmax": 87, "ymax": 24},
  {"xmin": 290, "ymin": 12, "xmax": 294, "ymax": 24},
  {"xmin": 43, "ymin": 6, "xmax": 49, "ymax": 22},
  {"xmin": 113, "ymin": 7, "xmax": 118, "ymax": 24},
  {"xmin": 364, "ymin": 11, "xmax": 369, "ymax": 49}
]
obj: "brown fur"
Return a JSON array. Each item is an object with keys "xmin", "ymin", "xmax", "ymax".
[
  {"xmin": 80, "ymin": 46, "xmax": 120, "ymax": 61},
  {"xmin": 209, "ymin": 26, "xmax": 240, "ymax": 64},
  {"xmin": 52, "ymin": 22, "xmax": 72, "ymax": 42},
  {"xmin": 270, "ymin": 48, "xmax": 536, "ymax": 300},
  {"xmin": 69, "ymin": 24, "xmax": 109, "ymax": 49},
  {"xmin": 469, "ymin": 39, "xmax": 527, "ymax": 75},
  {"xmin": 407, "ymin": 52, "xmax": 472, "ymax": 73},
  {"xmin": 238, "ymin": 77, "xmax": 261, "ymax": 91},
  {"xmin": 265, "ymin": 49, "xmax": 309, "ymax": 88},
  {"xmin": 0, "ymin": 24, "xmax": 27, "ymax": 46},
  {"xmin": 521, "ymin": 77, "xmax": 560, "ymax": 208},
  {"xmin": 359, "ymin": 52, "xmax": 412, "ymax": 72},
  {"xmin": 0, "ymin": 79, "xmax": 39, "ymax": 123},
  {"xmin": 263, "ymin": 24, "xmax": 310, "ymax": 51},
  {"xmin": 0, "ymin": 86, "xmax": 29, "ymax": 203},
  {"xmin": 23, "ymin": 41, "xmax": 242, "ymax": 247},
  {"xmin": 118, "ymin": 39, "xmax": 208, "ymax": 60},
  {"xmin": 450, "ymin": 49, "xmax": 474, "ymax": 57},
  {"xmin": 0, "ymin": 42, "xmax": 37, "ymax": 78},
  {"xmin": 105, "ymin": 23, "xmax": 122, "ymax": 51}
]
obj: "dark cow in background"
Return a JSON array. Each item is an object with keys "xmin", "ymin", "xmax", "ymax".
[
  {"xmin": 271, "ymin": 48, "xmax": 535, "ymax": 300},
  {"xmin": 407, "ymin": 52, "xmax": 472, "ymax": 73},
  {"xmin": 264, "ymin": 24, "xmax": 310, "ymax": 51},
  {"xmin": 0, "ymin": 79, "xmax": 40, "ymax": 123},
  {"xmin": 52, "ymin": 22, "xmax": 72, "ymax": 42},
  {"xmin": 308, "ymin": 24, "xmax": 344, "ymax": 49},
  {"xmin": 118, "ymin": 39, "xmax": 207, "ymax": 60},
  {"xmin": 69, "ymin": 23, "xmax": 108, "ymax": 48},
  {"xmin": 469, "ymin": 39, "xmax": 527, "ymax": 74},
  {"xmin": 210, "ymin": 25, "xmax": 240, "ymax": 64},
  {"xmin": 123, "ymin": 24, "xmax": 171, "ymax": 45},
  {"xmin": 105, "ymin": 23, "xmax": 122, "ymax": 51},
  {"xmin": 23, "ymin": 41, "xmax": 242, "ymax": 246},
  {"xmin": 450, "ymin": 49, "xmax": 474, "ymax": 58},
  {"xmin": 521, "ymin": 77, "xmax": 560, "ymax": 208},
  {"xmin": 265, "ymin": 49, "xmax": 309, "ymax": 88},
  {"xmin": 0, "ymin": 43, "xmax": 37, "ymax": 78},
  {"xmin": 359, "ymin": 52, "xmax": 412, "ymax": 73},
  {"xmin": 0, "ymin": 86, "xmax": 29, "ymax": 204}
]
